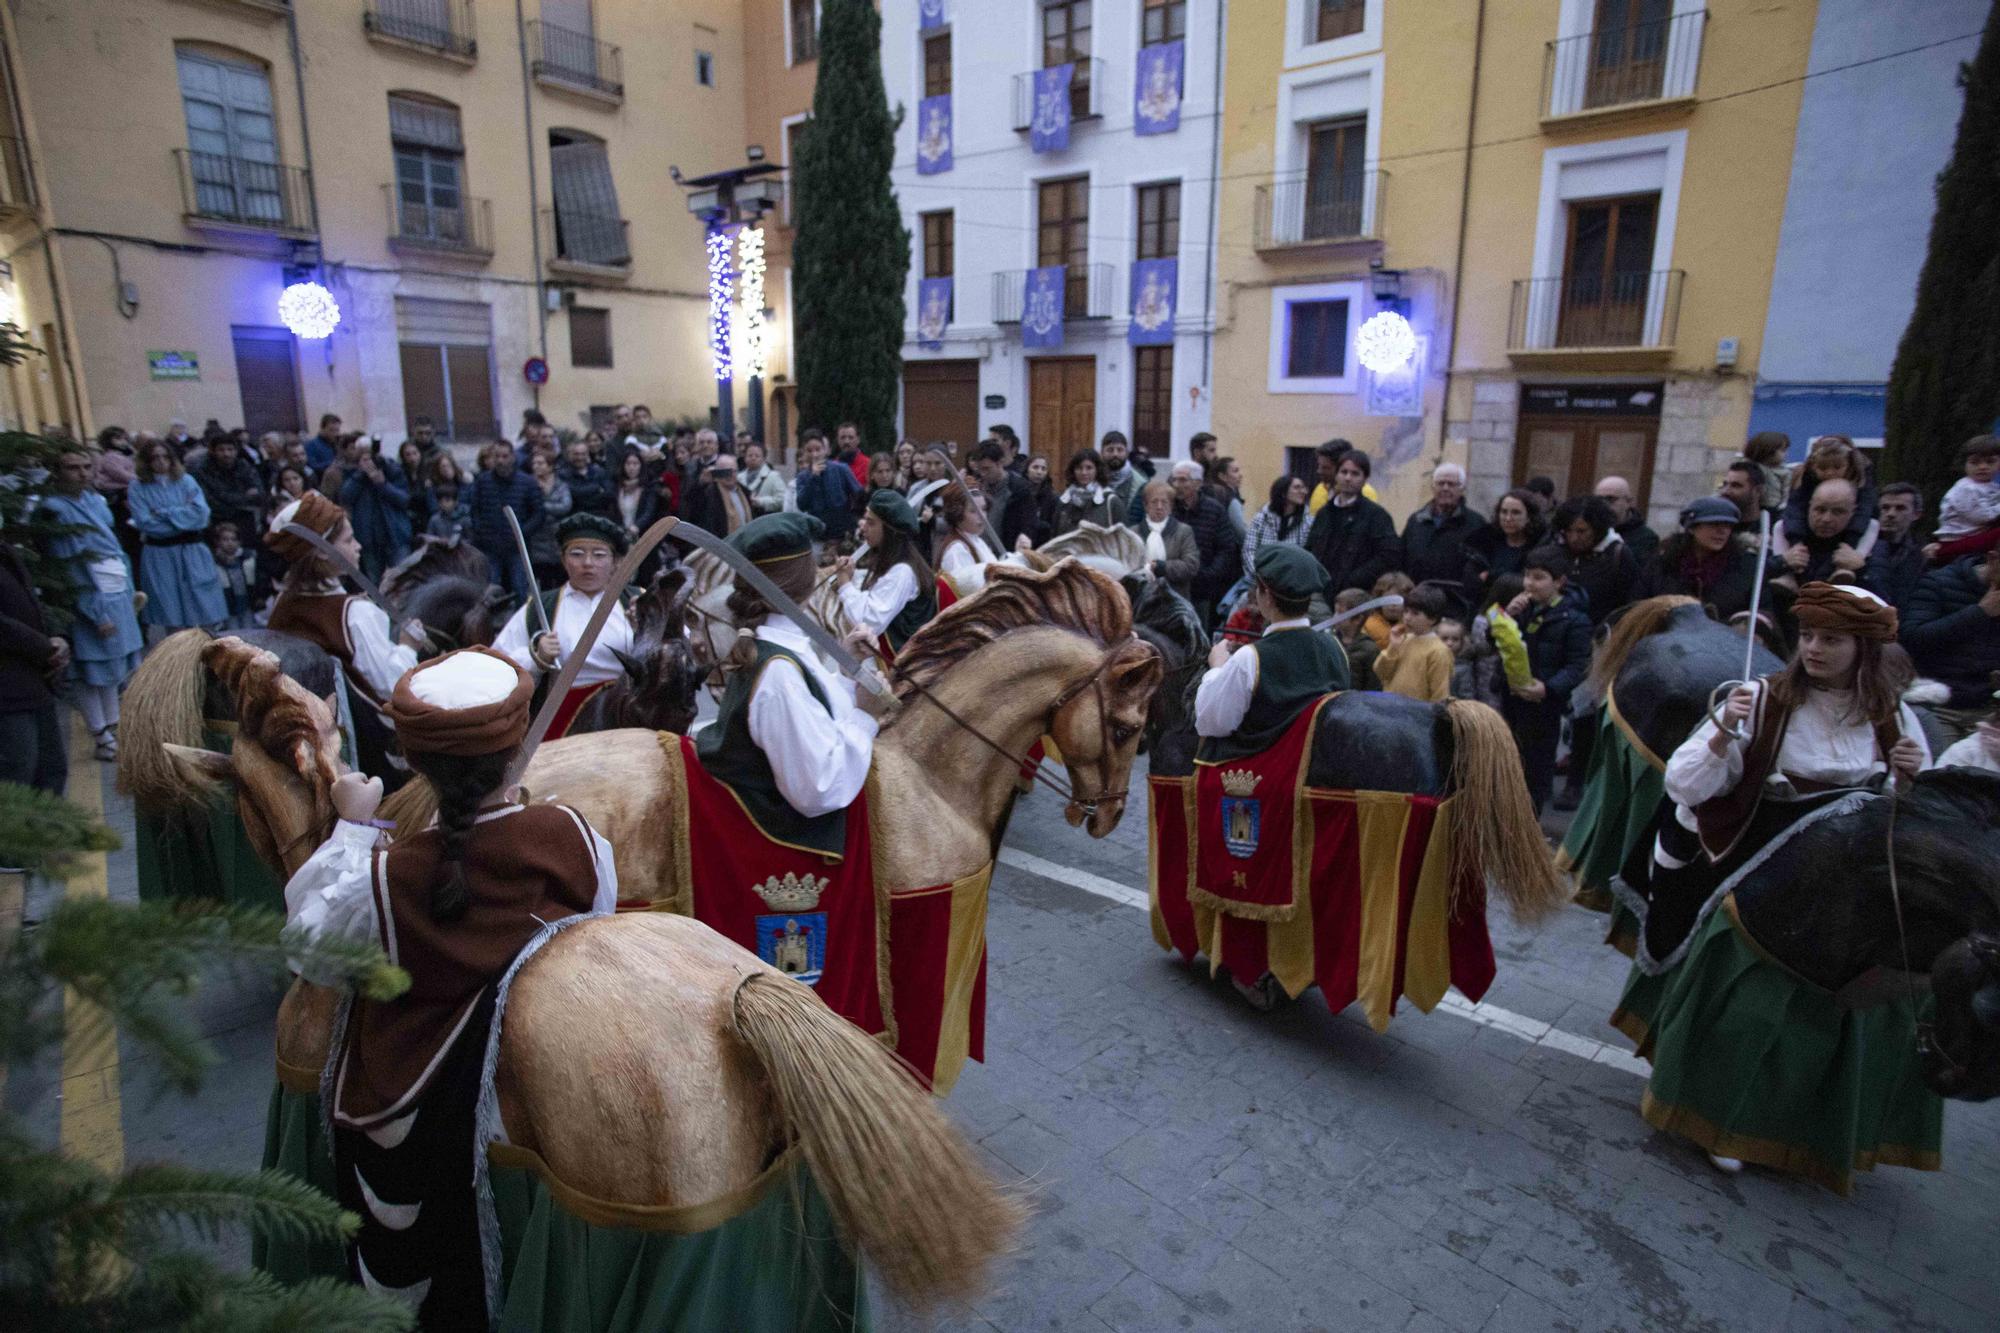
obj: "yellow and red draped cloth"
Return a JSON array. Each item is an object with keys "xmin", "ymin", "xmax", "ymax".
[
  {"xmin": 543, "ymin": 679, "xmax": 614, "ymax": 741},
  {"xmin": 645, "ymin": 734, "xmax": 988, "ymax": 1091},
  {"xmin": 1149, "ymin": 707, "xmax": 1495, "ymax": 1031}
]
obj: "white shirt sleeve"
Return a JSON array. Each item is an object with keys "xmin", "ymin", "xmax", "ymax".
[
  {"xmin": 747, "ymin": 656, "xmax": 879, "ymax": 817},
  {"xmin": 346, "ymin": 599, "xmax": 419, "ymax": 702},
  {"xmin": 554, "ymin": 804, "xmax": 620, "ymax": 913},
  {"xmin": 836, "ymin": 561, "xmax": 918, "ymax": 639},
  {"xmin": 940, "ymin": 540, "xmax": 979, "ymax": 580},
  {"xmin": 1664, "ymin": 686, "xmax": 1756, "ymax": 809},
  {"xmin": 282, "ymin": 819, "xmax": 382, "ymax": 983},
  {"xmin": 1194, "ymin": 643, "xmax": 1260, "ymax": 738},
  {"xmin": 493, "ymin": 598, "xmax": 540, "ymax": 677}
]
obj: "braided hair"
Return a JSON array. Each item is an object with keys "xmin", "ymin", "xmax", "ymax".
[{"xmin": 404, "ymin": 744, "xmax": 516, "ymax": 923}]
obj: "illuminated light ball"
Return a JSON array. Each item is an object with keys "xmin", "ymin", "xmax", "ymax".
[
  {"xmin": 1355, "ymin": 310, "xmax": 1416, "ymax": 373},
  {"xmin": 278, "ymin": 281, "xmax": 341, "ymax": 340}
]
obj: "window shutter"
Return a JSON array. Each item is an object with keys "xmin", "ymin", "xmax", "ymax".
[
  {"xmin": 388, "ymin": 95, "xmax": 463, "ymax": 151},
  {"xmin": 550, "ymin": 139, "xmax": 625, "ymax": 264}
]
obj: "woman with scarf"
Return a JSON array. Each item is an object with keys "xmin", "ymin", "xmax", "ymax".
[
  {"xmin": 836, "ymin": 489, "xmax": 937, "ymax": 658},
  {"xmin": 1632, "ymin": 496, "xmax": 1780, "ymax": 626},
  {"xmin": 1463, "ymin": 488, "xmax": 1546, "ymax": 603},
  {"xmin": 1619, "ymin": 583, "xmax": 1934, "ymax": 1189},
  {"xmin": 1052, "ymin": 448, "xmax": 1119, "ymax": 536}
]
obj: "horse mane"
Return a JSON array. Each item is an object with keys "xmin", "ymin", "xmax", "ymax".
[
  {"xmin": 202, "ymin": 637, "xmax": 340, "ymax": 796},
  {"xmin": 893, "ymin": 558, "xmax": 1134, "ymax": 695},
  {"xmin": 1589, "ymin": 594, "xmax": 1698, "ymax": 695},
  {"xmin": 117, "ymin": 627, "xmax": 215, "ymax": 807}
]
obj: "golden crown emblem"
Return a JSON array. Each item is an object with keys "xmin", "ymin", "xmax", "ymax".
[
  {"xmin": 1219, "ymin": 770, "xmax": 1261, "ymax": 797},
  {"xmin": 754, "ymin": 872, "xmax": 829, "ymax": 913}
]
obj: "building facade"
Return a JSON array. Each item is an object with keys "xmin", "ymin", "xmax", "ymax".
[
  {"xmin": 0, "ymin": 0, "xmax": 752, "ymax": 447},
  {"xmin": 883, "ymin": 0, "xmax": 1223, "ymax": 473}
]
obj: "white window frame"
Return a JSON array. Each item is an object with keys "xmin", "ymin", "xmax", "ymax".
[
  {"xmin": 779, "ymin": 110, "xmax": 810, "ymax": 225},
  {"xmin": 1268, "ymin": 279, "xmax": 1362, "ymax": 394},
  {"xmin": 783, "ymin": 0, "xmax": 822, "ymax": 68},
  {"xmin": 1285, "ymin": 0, "xmax": 1383, "ymax": 69},
  {"xmin": 1272, "ymin": 55, "xmax": 1382, "ymax": 240},
  {"xmin": 1525, "ymin": 128, "xmax": 1688, "ymax": 348},
  {"xmin": 1548, "ymin": 0, "xmax": 1706, "ymax": 117}
]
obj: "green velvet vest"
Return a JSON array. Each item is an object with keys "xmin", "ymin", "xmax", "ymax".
[
  {"xmin": 1198, "ymin": 626, "xmax": 1350, "ymax": 763},
  {"xmin": 882, "ymin": 567, "xmax": 938, "ymax": 654},
  {"xmin": 695, "ymin": 639, "xmax": 847, "ymax": 857}
]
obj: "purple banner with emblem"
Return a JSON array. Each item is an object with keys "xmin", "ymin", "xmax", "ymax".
[
  {"xmin": 916, "ymin": 277, "xmax": 952, "ymax": 350},
  {"xmin": 1020, "ymin": 266, "xmax": 1066, "ymax": 349},
  {"xmin": 1030, "ymin": 63, "xmax": 1073, "ymax": 154},
  {"xmin": 916, "ymin": 94, "xmax": 953, "ymax": 174},
  {"xmin": 1134, "ymin": 41, "xmax": 1184, "ymax": 136},
  {"xmin": 1128, "ymin": 258, "xmax": 1178, "ymax": 346},
  {"xmin": 919, "ymin": 0, "xmax": 947, "ymax": 31}
]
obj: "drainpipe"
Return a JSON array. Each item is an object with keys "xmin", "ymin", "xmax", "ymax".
[
  {"xmin": 1438, "ymin": 0, "xmax": 1487, "ymax": 456},
  {"xmin": 1197, "ymin": 0, "xmax": 1227, "ymax": 397},
  {"xmin": 515, "ymin": 0, "xmax": 550, "ymax": 400},
  {"xmin": 282, "ymin": 6, "xmax": 324, "ymax": 243}
]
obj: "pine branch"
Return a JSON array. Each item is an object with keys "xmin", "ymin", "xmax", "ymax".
[
  {"xmin": 105, "ymin": 1165, "xmax": 358, "ymax": 1247},
  {"xmin": 0, "ymin": 784, "xmax": 120, "ymax": 882}
]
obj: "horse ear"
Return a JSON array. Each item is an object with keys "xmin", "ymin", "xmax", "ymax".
[
  {"xmin": 611, "ymin": 647, "xmax": 645, "ymax": 679},
  {"xmin": 162, "ymin": 742, "xmax": 234, "ymax": 785},
  {"xmin": 1109, "ymin": 644, "xmax": 1165, "ymax": 696}
]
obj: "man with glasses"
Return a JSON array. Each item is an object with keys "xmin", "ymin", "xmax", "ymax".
[{"xmin": 492, "ymin": 512, "xmax": 637, "ymax": 740}]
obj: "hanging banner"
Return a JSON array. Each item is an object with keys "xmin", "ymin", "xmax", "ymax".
[
  {"xmin": 918, "ymin": 0, "xmax": 947, "ymax": 31},
  {"xmin": 1020, "ymin": 266, "xmax": 1066, "ymax": 350},
  {"xmin": 1134, "ymin": 40, "xmax": 1184, "ymax": 136},
  {"xmin": 1128, "ymin": 258, "xmax": 1178, "ymax": 347},
  {"xmin": 916, "ymin": 277, "xmax": 952, "ymax": 350},
  {"xmin": 1030, "ymin": 63, "xmax": 1073, "ymax": 154},
  {"xmin": 916, "ymin": 94, "xmax": 953, "ymax": 175}
]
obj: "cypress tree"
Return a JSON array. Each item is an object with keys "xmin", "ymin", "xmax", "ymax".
[
  {"xmin": 1884, "ymin": 3, "xmax": 2000, "ymax": 503},
  {"xmin": 792, "ymin": 0, "xmax": 910, "ymax": 458}
]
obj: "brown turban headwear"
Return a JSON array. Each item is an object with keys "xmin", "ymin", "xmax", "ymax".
[
  {"xmin": 1792, "ymin": 581, "xmax": 1899, "ymax": 641},
  {"xmin": 264, "ymin": 491, "xmax": 347, "ymax": 563},
  {"xmin": 385, "ymin": 647, "xmax": 535, "ymax": 756}
]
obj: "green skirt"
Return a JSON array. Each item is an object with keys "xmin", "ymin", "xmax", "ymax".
[
  {"xmin": 134, "ymin": 729, "xmax": 284, "ymax": 912},
  {"xmin": 1558, "ymin": 702, "xmax": 1666, "ymax": 917},
  {"xmin": 253, "ymin": 1081, "xmax": 348, "ymax": 1281},
  {"xmin": 1635, "ymin": 896, "xmax": 1942, "ymax": 1195}
]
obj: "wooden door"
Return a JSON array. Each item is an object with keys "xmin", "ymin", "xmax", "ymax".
[
  {"xmin": 1515, "ymin": 417, "xmax": 1658, "ymax": 510},
  {"xmin": 902, "ymin": 359, "xmax": 980, "ymax": 452},
  {"xmin": 1029, "ymin": 355, "xmax": 1096, "ymax": 477},
  {"xmin": 232, "ymin": 325, "xmax": 302, "ymax": 437}
]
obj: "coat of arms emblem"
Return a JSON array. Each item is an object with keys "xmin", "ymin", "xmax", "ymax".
[
  {"xmin": 753, "ymin": 873, "xmax": 829, "ymax": 985},
  {"xmin": 918, "ymin": 103, "xmax": 950, "ymax": 167},
  {"xmin": 1032, "ymin": 83, "xmax": 1070, "ymax": 141},
  {"xmin": 1023, "ymin": 271, "xmax": 1063, "ymax": 339},
  {"xmin": 1136, "ymin": 60, "xmax": 1180, "ymax": 126},
  {"xmin": 1132, "ymin": 268, "xmax": 1173, "ymax": 336},
  {"xmin": 918, "ymin": 284, "xmax": 950, "ymax": 343},
  {"xmin": 1219, "ymin": 769, "xmax": 1261, "ymax": 859}
]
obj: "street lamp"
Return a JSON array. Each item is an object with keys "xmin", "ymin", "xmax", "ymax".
[{"xmin": 676, "ymin": 155, "xmax": 784, "ymax": 442}]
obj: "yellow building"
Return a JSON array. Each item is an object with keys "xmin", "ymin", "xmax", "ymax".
[
  {"xmin": 0, "ymin": 0, "xmax": 762, "ymax": 447},
  {"xmin": 1211, "ymin": 0, "xmax": 1816, "ymax": 533}
]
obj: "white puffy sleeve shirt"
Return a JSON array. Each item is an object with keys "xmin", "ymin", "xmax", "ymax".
[
  {"xmin": 836, "ymin": 562, "xmax": 918, "ymax": 640},
  {"xmin": 493, "ymin": 586, "xmax": 634, "ymax": 687},
  {"xmin": 1664, "ymin": 680, "xmax": 1932, "ymax": 810},
  {"xmin": 343, "ymin": 597, "xmax": 418, "ymax": 704},
  {"xmin": 746, "ymin": 623, "xmax": 879, "ymax": 818}
]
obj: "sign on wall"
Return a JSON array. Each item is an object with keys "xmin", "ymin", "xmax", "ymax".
[{"xmin": 148, "ymin": 349, "xmax": 200, "ymax": 381}]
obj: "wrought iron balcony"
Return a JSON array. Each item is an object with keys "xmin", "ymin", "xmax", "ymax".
[
  {"xmin": 527, "ymin": 20, "xmax": 623, "ymax": 102},
  {"xmin": 364, "ymin": 0, "xmax": 477, "ymax": 62},
  {"xmin": 1010, "ymin": 57, "xmax": 1106, "ymax": 133},
  {"xmin": 1508, "ymin": 269, "xmax": 1684, "ymax": 355},
  {"xmin": 1253, "ymin": 171, "xmax": 1388, "ymax": 251},
  {"xmin": 992, "ymin": 263, "xmax": 1115, "ymax": 325},
  {"xmin": 385, "ymin": 187, "xmax": 493, "ymax": 259},
  {"xmin": 173, "ymin": 150, "xmax": 315, "ymax": 236},
  {"xmin": 1544, "ymin": 9, "xmax": 1705, "ymax": 119},
  {"xmin": 542, "ymin": 207, "xmax": 631, "ymax": 274},
  {"xmin": 0, "ymin": 135, "xmax": 33, "ymax": 218}
]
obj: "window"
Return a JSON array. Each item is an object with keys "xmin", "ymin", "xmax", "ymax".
[
  {"xmin": 789, "ymin": 0, "xmax": 819, "ymax": 64},
  {"xmin": 1559, "ymin": 192, "xmax": 1658, "ymax": 346},
  {"xmin": 1586, "ymin": 0, "xmax": 1673, "ymax": 109},
  {"xmin": 389, "ymin": 94, "xmax": 466, "ymax": 245},
  {"xmin": 923, "ymin": 31, "xmax": 951, "ymax": 99},
  {"xmin": 1135, "ymin": 182, "xmax": 1179, "ymax": 261},
  {"xmin": 696, "ymin": 50, "xmax": 715, "ymax": 86},
  {"xmin": 177, "ymin": 48, "xmax": 285, "ymax": 225},
  {"xmin": 570, "ymin": 306, "xmax": 612, "ymax": 367},
  {"xmin": 1042, "ymin": 0, "xmax": 1092, "ymax": 119},
  {"xmin": 1286, "ymin": 301, "xmax": 1347, "ymax": 379},
  {"xmin": 1267, "ymin": 280, "xmax": 1360, "ymax": 393},
  {"xmin": 922, "ymin": 210, "xmax": 954, "ymax": 321},
  {"xmin": 1317, "ymin": 0, "xmax": 1364, "ymax": 42},
  {"xmin": 396, "ymin": 297, "xmax": 497, "ymax": 441},
  {"xmin": 1133, "ymin": 345, "xmax": 1174, "ymax": 458},
  {"xmin": 1304, "ymin": 115, "xmax": 1365, "ymax": 239},
  {"xmin": 1142, "ymin": 0, "xmax": 1186, "ymax": 47},
  {"xmin": 1037, "ymin": 176, "xmax": 1090, "ymax": 317},
  {"xmin": 548, "ymin": 129, "xmax": 627, "ymax": 266}
]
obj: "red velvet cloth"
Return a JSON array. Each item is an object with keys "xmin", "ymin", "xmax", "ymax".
[{"xmin": 1192, "ymin": 702, "xmax": 1322, "ymax": 915}]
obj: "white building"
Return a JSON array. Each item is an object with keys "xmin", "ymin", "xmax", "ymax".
[{"xmin": 882, "ymin": 0, "xmax": 1222, "ymax": 473}]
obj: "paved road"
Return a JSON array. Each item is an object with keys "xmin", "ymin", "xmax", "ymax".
[{"xmin": 12, "ymin": 731, "xmax": 1997, "ymax": 1332}]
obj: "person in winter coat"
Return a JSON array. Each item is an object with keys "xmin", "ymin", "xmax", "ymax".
[
  {"xmin": 557, "ymin": 438, "xmax": 612, "ymax": 518},
  {"xmin": 1304, "ymin": 449, "xmax": 1401, "ymax": 597},
  {"xmin": 38, "ymin": 446, "xmax": 144, "ymax": 759},
  {"xmin": 0, "ymin": 538, "xmax": 68, "ymax": 794},
  {"xmin": 525, "ymin": 451, "xmax": 574, "ymax": 588},
  {"xmin": 338, "ymin": 441, "xmax": 414, "ymax": 579},
  {"xmin": 1549, "ymin": 495, "xmax": 1636, "ymax": 626},
  {"xmin": 738, "ymin": 441, "xmax": 789, "ymax": 517},
  {"xmin": 1777, "ymin": 435, "xmax": 1878, "ymax": 557},
  {"xmin": 194, "ymin": 434, "xmax": 266, "ymax": 539},
  {"xmin": 1632, "ymin": 496, "xmax": 1781, "ymax": 626},
  {"xmin": 1899, "ymin": 549, "xmax": 2000, "ymax": 743},
  {"xmin": 1130, "ymin": 481, "xmax": 1201, "ymax": 598},
  {"xmin": 469, "ymin": 447, "xmax": 544, "ymax": 601},
  {"xmin": 1501, "ymin": 546, "xmax": 1594, "ymax": 813},
  {"xmin": 1052, "ymin": 448, "xmax": 1120, "ymax": 536},
  {"xmin": 1463, "ymin": 489, "xmax": 1545, "ymax": 602},
  {"xmin": 1400, "ymin": 463, "xmax": 1487, "ymax": 590},
  {"xmin": 1171, "ymin": 460, "xmax": 1241, "ymax": 618},
  {"xmin": 1593, "ymin": 476, "xmax": 1659, "ymax": 568},
  {"xmin": 1863, "ymin": 483, "xmax": 1928, "ymax": 613}
]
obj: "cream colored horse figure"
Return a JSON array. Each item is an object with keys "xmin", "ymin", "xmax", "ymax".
[
  {"xmin": 141, "ymin": 638, "xmax": 1021, "ymax": 1311},
  {"xmin": 682, "ymin": 548, "xmax": 854, "ymax": 691}
]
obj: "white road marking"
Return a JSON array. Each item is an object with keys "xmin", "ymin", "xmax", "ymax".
[{"xmin": 996, "ymin": 844, "xmax": 1647, "ymax": 1078}]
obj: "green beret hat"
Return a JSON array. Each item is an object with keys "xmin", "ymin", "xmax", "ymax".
[
  {"xmin": 557, "ymin": 511, "xmax": 628, "ymax": 556},
  {"xmin": 1253, "ymin": 543, "xmax": 1328, "ymax": 602},
  {"xmin": 867, "ymin": 487, "xmax": 921, "ymax": 536},
  {"xmin": 728, "ymin": 511, "xmax": 825, "ymax": 564}
]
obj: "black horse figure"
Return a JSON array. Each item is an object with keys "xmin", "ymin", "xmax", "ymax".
[
  {"xmin": 1587, "ymin": 597, "xmax": 1785, "ymax": 767},
  {"xmin": 1123, "ymin": 573, "xmax": 1207, "ymax": 760},
  {"xmin": 565, "ymin": 569, "xmax": 705, "ymax": 737},
  {"xmin": 380, "ymin": 535, "xmax": 505, "ymax": 655}
]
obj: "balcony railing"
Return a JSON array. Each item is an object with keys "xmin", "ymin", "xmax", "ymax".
[
  {"xmin": 527, "ymin": 20, "xmax": 623, "ymax": 101},
  {"xmin": 0, "ymin": 135, "xmax": 33, "ymax": 216},
  {"xmin": 173, "ymin": 150, "xmax": 315, "ymax": 235},
  {"xmin": 1509, "ymin": 269, "xmax": 1684, "ymax": 353},
  {"xmin": 992, "ymin": 263, "xmax": 1116, "ymax": 325},
  {"xmin": 385, "ymin": 186, "xmax": 493, "ymax": 258},
  {"xmin": 1545, "ymin": 9, "xmax": 1705, "ymax": 118},
  {"xmin": 364, "ymin": 0, "xmax": 476, "ymax": 61},
  {"xmin": 1010, "ymin": 58, "xmax": 1106, "ymax": 133},
  {"xmin": 542, "ymin": 207, "xmax": 631, "ymax": 271},
  {"xmin": 1253, "ymin": 171, "xmax": 1387, "ymax": 250}
]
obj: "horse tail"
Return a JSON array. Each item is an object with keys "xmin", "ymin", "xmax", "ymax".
[
  {"xmin": 378, "ymin": 775, "xmax": 439, "ymax": 839},
  {"xmin": 116, "ymin": 627, "xmax": 216, "ymax": 809},
  {"xmin": 1444, "ymin": 698, "xmax": 1567, "ymax": 922},
  {"xmin": 1588, "ymin": 595, "xmax": 1698, "ymax": 696},
  {"xmin": 730, "ymin": 972, "xmax": 1021, "ymax": 1308}
]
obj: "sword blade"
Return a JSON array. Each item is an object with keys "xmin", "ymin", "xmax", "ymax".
[
  {"xmin": 281, "ymin": 523, "xmax": 398, "ymax": 628},
  {"xmin": 1310, "ymin": 593, "xmax": 1404, "ymax": 634},
  {"xmin": 504, "ymin": 506, "xmax": 552, "ymax": 639}
]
